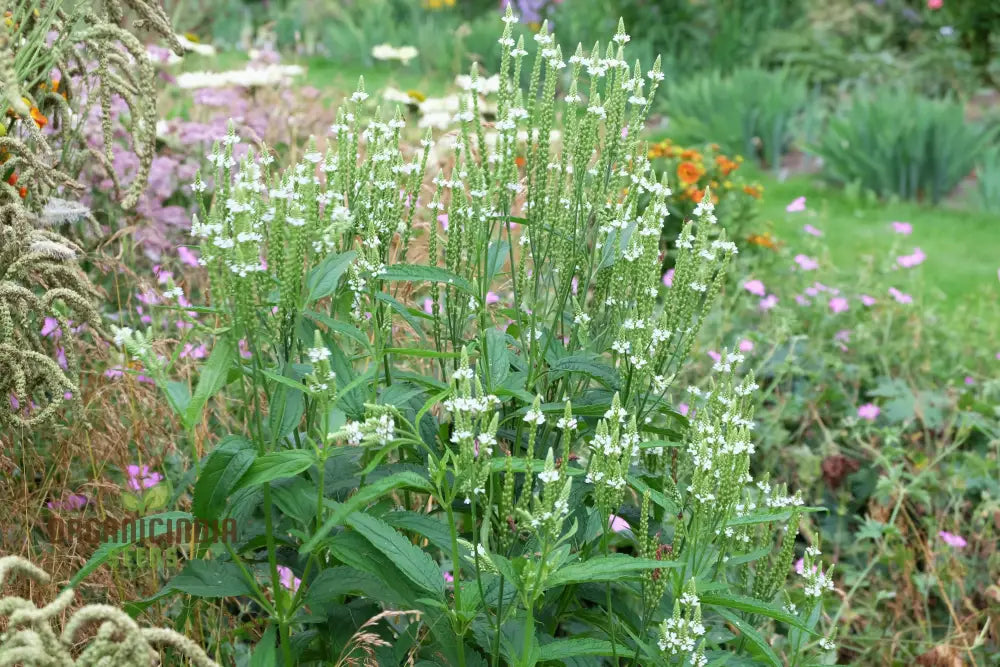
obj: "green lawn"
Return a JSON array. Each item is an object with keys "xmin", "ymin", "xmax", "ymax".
[{"xmin": 750, "ymin": 172, "xmax": 1000, "ymax": 307}]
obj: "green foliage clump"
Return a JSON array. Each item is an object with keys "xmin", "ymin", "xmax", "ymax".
[
  {"xmin": 107, "ymin": 9, "xmax": 838, "ymax": 665},
  {"xmin": 811, "ymin": 90, "xmax": 996, "ymax": 203},
  {"xmin": 662, "ymin": 68, "xmax": 809, "ymax": 172}
]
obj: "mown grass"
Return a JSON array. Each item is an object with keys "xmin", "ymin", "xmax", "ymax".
[{"xmin": 750, "ymin": 172, "xmax": 1000, "ymax": 308}]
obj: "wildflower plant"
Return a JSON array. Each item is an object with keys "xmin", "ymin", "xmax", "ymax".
[{"xmin": 107, "ymin": 8, "xmax": 836, "ymax": 665}]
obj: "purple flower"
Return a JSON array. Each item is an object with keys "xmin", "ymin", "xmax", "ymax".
[
  {"xmin": 707, "ymin": 350, "xmax": 721, "ymax": 363},
  {"xmin": 803, "ymin": 224, "xmax": 823, "ymax": 237},
  {"xmin": 41, "ymin": 317, "xmax": 62, "ymax": 338},
  {"xmin": 738, "ymin": 339, "xmax": 754, "ymax": 352},
  {"xmin": 828, "ymin": 297, "xmax": 849, "ymax": 314},
  {"xmin": 609, "ymin": 514, "xmax": 630, "ymax": 532},
  {"xmin": 891, "ymin": 221, "xmax": 912, "ymax": 235},
  {"xmin": 794, "ymin": 254, "xmax": 818, "ymax": 271},
  {"xmin": 794, "ymin": 294, "xmax": 810, "ymax": 306},
  {"xmin": 785, "ymin": 196, "xmax": 806, "ymax": 213},
  {"xmin": 938, "ymin": 531, "xmax": 966, "ymax": 549},
  {"xmin": 742, "ymin": 279, "xmax": 766, "ymax": 296},
  {"xmin": 126, "ymin": 464, "xmax": 163, "ymax": 490},
  {"xmin": 662, "ymin": 269, "xmax": 674, "ymax": 287},
  {"xmin": 888, "ymin": 287, "xmax": 913, "ymax": 304},
  {"xmin": 276, "ymin": 565, "xmax": 301, "ymax": 592},
  {"xmin": 860, "ymin": 294, "xmax": 876, "ymax": 307},
  {"xmin": 178, "ymin": 246, "xmax": 200, "ymax": 267},
  {"xmin": 437, "ymin": 214, "xmax": 449, "ymax": 231},
  {"xmin": 896, "ymin": 247, "xmax": 926, "ymax": 268},
  {"xmin": 963, "ymin": 376, "xmax": 974, "ymax": 385},
  {"xmin": 47, "ymin": 493, "xmax": 89, "ymax": 511},
  {"xmin": 677, "ymin": 403, "xmax": 689, "ymax": 417},
  {"xmin": 486, "ymin": 292, "xmax": 500, "ymax": 305},
  {"xmin": 443, "ymin": 571, "xmax": 454, "ymax": 584},
  {"xmin": 759, "ymin": 294, "xmax": 778, "ymax": 311},
  {"xmin": 857, "ymin": 403, "xmax": 880, "ymax": 421}
]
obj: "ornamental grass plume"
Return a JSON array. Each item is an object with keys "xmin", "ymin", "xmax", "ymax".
[
  {"xmin": 0, "ymin": 555, "xmax": 218, "ymax": 666},
  {"xmin": 1, "ymin": 0, "xmax": 179, "ymax": 428}
]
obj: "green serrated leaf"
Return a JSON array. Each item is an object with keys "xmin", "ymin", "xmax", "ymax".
[
  {"xmin": 379, "ymin": 263, "xmax": 473, "ymax": 294},
  {"xmin": 306, "ymin": 250, "xmax": 357, "ymax": 301},
  {"xmin": 166, "ymin": 559, "xmax": 253, "ymax": 598},
  {"xmin": 234, "ymin": 450, "xmax": 316, "ymax": 490},
  {"xmin": 300, "ymin": 472, "xmax": 434, "ymax": 554},
  {"xmin": 537, "ymin": 638, "xmax": 619, "ymax": 660},
  {"xmin": 545, "ymin": 554, "xmax": 679, "ymax": 589},
  {"xmin": 183, "ymin": 338, "xmax": 235, "ymax": 430},
  {"xmin": 346, "ymin": 512, "xmax": 445, "ymax": 599},
  {"xmin": 193, "ymin": 435, "xmax": 256, "ymax": 520}
]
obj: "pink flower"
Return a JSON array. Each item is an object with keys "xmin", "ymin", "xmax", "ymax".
[
  {"xmin": 126, "ymin": 464, "xmax": 163, "ymax": 491},
  {"xmin": 794, "ymin": 254, "xmax": 818, "ymax": 271},
  {"xmin": 738, "ymin": 339, "xmax": 754, "ymax": 352},
  {"xmin": 443, "ymin": 571, "xmax": 454, "ymax": 583},
  {"xmin": 707, "ymin": 350, "xmax": 721, "ymax": 363},
  {"xmin": 41, "ymin": 317, "xmax": 61, "ymax": 338},
  {"xmin": 437, "ymin": 214, "xmax": 449, "ymax": 231},
  {"xmin": 742, "ymin": 279, "xmax": 766, "ymax": 296},
  {"xmin": 572, "ymin": 276, "xmax": 579, "ymax": 294},
  {"xmin": 47, "ymin": 493, "xmax": 88, "ymax": 511},
  {"xmin": 896, "ymin": 247, "xmax": 926, "ymax": 268},
  {"xmin": 860, "ymin": 294, "xmax": 876, "ymax": 307},
  {"xmin": 180, "ymin": 343, "xmax": 208, "ymax": 359},
  {"xmin": 794, "ymin": 558, "xmax": 818, "ymax": 575},
  {"xmin": 834, "ymin": 329, "xmax": 851, "ymax": 344},
  {"xmin": 964, "ymin": 376, "xmax": 974, "ymax": 385},
  {"xmin": 178, "ymin": 246, "xmax": 200, "ymax": 267},
  {"xmin": 891, "ymin": 221, "xmax": 912, "ymax": 235},
  {"xmin": 888, "ymin": 287, "xmax": 912, "ymax": 304},
  {"xmin": 620, "ymin": 126, "xmax": 628, "ymax": 139},
  {"xmin": 609, "ymin": 514, "xmax": 630, "ymax": 532},
  {"xmin": 785, "ymin": 196, "xmax": 806, "ymax": 213},
  {"xmin": 938, "ymin": 531, "xmax": 966, "ymax": 548},
  {"xmin": 423, "ymin": 298, "xmax": 435, "ymax": 315},
  {"xmin": 276, "ymin": 565, "xmax": 301, "ymax": 592},
  {"xmin": 927, "ymin": 0, "xmax": 942, "ymax": 9},
  {"xmin": 857, "ymin": 403, "xmax": 880, "ymax": 421},
  {"xmin": 794, "ymin": 294, "xmax": 810, "ymax": 306},
  {"xmin": 803, "ymin": 224, "xmax": 823, "ymax": 237},
  {"xmin": 828, "ymin": 297, "xmax": 849, "ymax": 314},
  {"xmin": 239, "ymin": 339, "xmax": 253, "ymax": 359},
  {"xmin": 485, "ymin": 291, "xmax": 500, "ymax": 305},
  {"xmin": 677, "ymin": 403, "xmax": 689, "ymax": 417},
  {"xmin": 104, "ymin": 366, "xmax": 125, "ymax": 379},
  {"xmin": 759, "ymin": 294, "xmax": 778, "ymax": 311},
  {"xmin": 662, "ymin": 269, "xmax": 674, "ymax": 287}
]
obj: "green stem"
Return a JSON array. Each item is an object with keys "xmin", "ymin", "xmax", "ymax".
[{"xmin": 445, "ymin": 501, "xmax": 468, "ymax": 667}]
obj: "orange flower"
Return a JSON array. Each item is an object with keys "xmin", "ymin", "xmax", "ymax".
[
  {"xmin": 715, "ymin": 155, "xmax": 739, "ymax": 176},
  {"xmin": 677, "ymin": 161, "xmax": 704, "ymax": 186},
  {"xmin": 687, "ymin": 187, "xmax": 704, "ymax": 202},
  {"xmin": 515, "ymin": 155, "xmax": 526, "ymax": 168},
  {"xmin": 680, "ymin": 149, "xmax": 701, "ymax": 160},
  {"xmin": 7, "ymin": 173, "xmax": 17, "ymax": 186},
  {"xmin": 742, "ymin": 184, "xmax": 762, "ymax": 199},
  {"xmin": 30, "ymin": 107, "xmax": 47, "ymax": 128},
  {"xmin": 18, "ymin": 186, "xmax": 27, "ymax": 198},
  {"xmin": 747, "ymin": 232, "xmax": 780, "ymax": 250}
]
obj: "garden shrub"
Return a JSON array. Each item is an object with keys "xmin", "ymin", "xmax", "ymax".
[
  {"xmin": 811, "ymin": 89, "xmax": 995, "ymax": 203},
  {"xmin": 662, "ymin": 68, "xmax": 809, "ymax": 172},
  {"xmin": 109, "ymin": 9, "xmax": 838, "ymax": 664}
]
